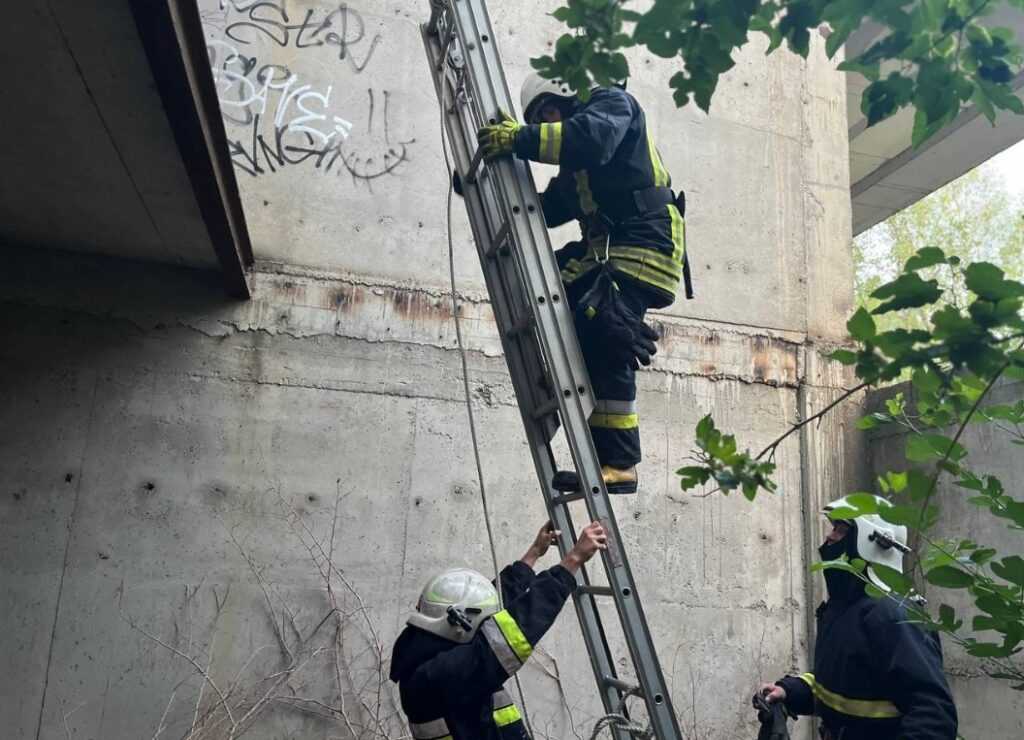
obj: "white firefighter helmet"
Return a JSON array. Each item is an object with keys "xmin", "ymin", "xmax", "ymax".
[
  {"xmin": 824, "ymin": 495, "xmax": 910, "ymax": 592},
  {"xmin": 521, "ymin": 72, "xmax": 576, "ymax": 123},
  {"xmin": 408, "ymin": 567, "xmax": 499, "ymax": 643}
]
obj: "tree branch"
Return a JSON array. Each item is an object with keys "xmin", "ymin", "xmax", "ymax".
[{"xmin": 755, "ymin": 381, "xmax": 869, "ymax": 462}]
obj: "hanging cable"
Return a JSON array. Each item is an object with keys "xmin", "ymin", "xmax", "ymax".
[{"xmin": 437, "ymin": 72, "xmax": 536, "ymax": 737}]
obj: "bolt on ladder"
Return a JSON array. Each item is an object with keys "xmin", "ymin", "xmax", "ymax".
[{"xmin": 421, "ymin": 3, "xmax": 683, "ymax": 740}]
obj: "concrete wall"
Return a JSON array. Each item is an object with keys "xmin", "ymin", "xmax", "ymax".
[
  {"xmin": 866, "ymin": 380, "xmax": 1024, "ymax": 739},
  {"xmin": 1, "ymin": 1, "xmax": 858, "ymax": 738}
]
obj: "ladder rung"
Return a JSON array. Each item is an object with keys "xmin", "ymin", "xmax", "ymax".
[
  {"xmin": 530, "ymin": 398, "xmax": 559, "ymax": 420},
  {"xmin": 464, "ymin": 145, "xmax": 486, "ymax": 184},
  {"xmin": 579, "ymin": 585, "xmax": 613, "ymax": 597},
  {"xmin": 603, "ymin": 676, "xmax": 643, "ymax": 696},
  {"xmin": 550, "ymin": 490, "xmax": 586, "ymax": 506},
  {"xmin": 485, "ymin": 222, "xmax": 511, "ymax": 259}
]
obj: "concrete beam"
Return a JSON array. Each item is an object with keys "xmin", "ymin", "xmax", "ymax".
[{"xmin": 129, "ymin": 0, "xmax": 253, "ymax": 297}]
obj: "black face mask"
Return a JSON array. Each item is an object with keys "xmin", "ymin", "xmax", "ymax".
[{"xmin": 818, "ymin": 529, "xmax": 865, "ymax": 603}]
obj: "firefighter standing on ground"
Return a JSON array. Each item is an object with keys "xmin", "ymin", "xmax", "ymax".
[
  {"xmin": 475, "ymin": 73, "xmax": 688, "ymax": 495},
  {"xmin": 389, "ymin": 520, "xmax": 607, "ymax": 740},
  {"xmin": 756, "ymin": 495, "xmax": 958, "ymax": 740}
]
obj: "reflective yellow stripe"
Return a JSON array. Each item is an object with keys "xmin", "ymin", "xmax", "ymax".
[
  {"xmin": 574, "ymin": 171, "xmax": 597, "ymax": 215},
  {"xmin": 492, "ymin": 610, "xmax": 532, "ymax": 662},
  {"xmin": 538, "ymin": 122, "xmax": 562, "ymax": 164},
  {"xmin": 647, "ymin": 131, "xmax": 669, "ymax": 187},
  {"xmin": 608, "ymin": 248, "xmax": 681, "ymax": 280},
  {"xmin": 667, "ymin": 204, "xmax": 685, "ymax": 264},
  {"xmin": 800, "ymin": 673, "xmax": 901, "ymax": 719},
  {"xmin": 493, "ymin": 704, "xmax": 522, "ymax": 727},
  {"xmin": 591, "ymin": 412, "xmax": 639, "ymax": 430}
]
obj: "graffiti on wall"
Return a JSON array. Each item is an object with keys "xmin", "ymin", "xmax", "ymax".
[{"xmin": 203, "ymin": 1, "xmax": 415, "ymax": 185}]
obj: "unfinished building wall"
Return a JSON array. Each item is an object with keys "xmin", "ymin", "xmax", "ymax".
[{"xmin": 1, "ymin": 1, "xmax": 856, "ymax": 738}]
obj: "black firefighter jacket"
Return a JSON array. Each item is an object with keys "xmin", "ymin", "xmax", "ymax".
[
  {"xmin": 776, "ymin": 583, "xmax": 957, "ymax": 740},
  {"xmin": 389, "ymin": 561, "xmax": 576, "ymax": 740},
  {"xmin": 512, "ymin": 86, "xmax": 685, "ymax": 308}
]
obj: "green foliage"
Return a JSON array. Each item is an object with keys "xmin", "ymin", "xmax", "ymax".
[
  {"xmin": 539, "ymin": 0, "xmax": 1024, "ymax": 147},
  {"xmin": 677, "ymin": 415, "xmax": 777, "ymax": 500},
  {"xmin": 676, "ymin": 240, "xmax": 1024, "ymax": 687}
]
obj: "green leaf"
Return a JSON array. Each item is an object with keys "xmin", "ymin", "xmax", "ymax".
[
  {"xmin": 906, "ymin": 468, "xmax": 933, "ymax": 501},
  {"xmin": 829, "ymin": 348, "xmax": 858, "ymax": 365},
  {"xmin": 964, "ymin": 262, "xmax": 1024, "ymax": 301},
  {"xmin": 846, "ymin": 492, "xmax": 883, "ymax": 514},
  {"xmin": 966, "ymin": 641, "xmax": 1014, "ymax": 658},
  {"xmin": 676, "ymin": 465, "xmax": 712, "ymax": 491},
  {"xmin": 926, "ymin": 565, "xmax": 974, "ymax": 589},
  {"xmin": 847, "ymin": 307, "xmax": 877, "ymax": 341},
  {"xmin": 971, "ymin": 548, "xmax": 998, "ymax": 565},
  {"xmin": 870, "ymin": 272, "xmax": 943, "ymax": 314},
  {"xmin": 885, "ymin": 471, "xmax": 908, "ymax": 493},
  {"xmin": 879, "ymin": 503, "xmax": 936, "ymax": 528},
  {"xmin": 906, "ymin": 433, "xmax": 967, "ymax": 463},
  {"xmin": 991, "ymin": 556, "xmax": 1024, "ymax": 587},
  {"xmin": 861, "ymin": 71, "xmax": 915, "ymax": 125},
  {"xmin": 871, "ymin": 562, "xmax": 913, "ymax": 593},
  {"xmin": 696, "ymin": 415, "xmax": 714, "ymax": 444},
  {"xmin": 856, "ymin": 413, "xmax": 890, "ymax": 431},
  {"xmin": 904, "ymin": 246, "xmax": 947, "ymax": 271},
  {"xmin": 911, "ymin": 366, "xmax": 943, "ymax": 394}
]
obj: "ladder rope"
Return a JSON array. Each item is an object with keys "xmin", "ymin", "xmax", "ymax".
[{"xmin": 437, "ymin": 76, "xmax": 536, "ymax": 737}]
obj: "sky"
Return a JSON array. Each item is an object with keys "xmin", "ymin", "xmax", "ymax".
[{"xmin": 984, "ymin": 138, "xmax": 1024, "ymax": 198}]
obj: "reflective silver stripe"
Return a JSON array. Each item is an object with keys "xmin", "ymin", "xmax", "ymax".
[
  {"xmin": 594, "ymin": 399, "xmax": 637, "ymax": 414},
  {"xmin": 481, "ymin": 617, "xmax": 522, "ymax": 675},
  {"xmin": 492, "ymin": 689, "xmax": 514, "ymax": 708},
  {"xmin": 409, "ymin": 717, "xmax": 451, "ymax": 740}
]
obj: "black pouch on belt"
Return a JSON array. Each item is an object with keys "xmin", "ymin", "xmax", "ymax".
[{"xmin": 574, "ymin": 263, "xmax": 659, "ymax": 370}]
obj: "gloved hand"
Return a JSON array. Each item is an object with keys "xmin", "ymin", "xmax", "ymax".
[
  {"xmin": 575, "ymin": 268, "xmax": 660, "ymax": 370},
  {"xmin": 476, "ymin": 110, "xmax": 521, "ymax": 160},
  {"xmin": 752, "ymin": 689, "xmax": 792, "ymax": 740}
]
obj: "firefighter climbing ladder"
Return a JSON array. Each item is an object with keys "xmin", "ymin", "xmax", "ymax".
[{"xmin": 422, "ymin": 3, "xmax": 683, "ymax": 739}]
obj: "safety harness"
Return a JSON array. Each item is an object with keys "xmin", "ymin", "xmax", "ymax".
[{"xmin": 581, "ymin": 184, "xmax": 694, "ymax": 301}]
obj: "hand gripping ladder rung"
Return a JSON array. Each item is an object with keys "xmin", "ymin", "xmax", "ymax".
[{"xmin": 422, "ymin": 3, "xmax": 682, "ymax": 740}]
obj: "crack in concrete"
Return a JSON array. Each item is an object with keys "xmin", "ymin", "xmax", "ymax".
[
  {"xmin": 35, "ymin": 374, "xmax": 99, "ymax": 740},
  {"xmin": 178, "ymin": 370, "xmax": 521, "ymax": 408},
  {"xmin": 253, "ymin": 260, "xmax": 492, "ymax": 304}
]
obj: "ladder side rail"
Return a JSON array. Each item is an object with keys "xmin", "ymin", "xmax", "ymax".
[
  {"xmin": 427, "ymin": 5, "xmax": 683, "ymax": 739},
  {"xmin": 422, "ymin": 18, "xmax": 629, "ymax": 735},
  {"xmin": 439, "ymin": 78, "xmax": 562, "ymax": 443},
  {"xmin": 444, "ymin": 3, "xmax": 683, "ymax": 739}
]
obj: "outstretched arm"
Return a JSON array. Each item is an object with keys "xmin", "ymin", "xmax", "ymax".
[
  {"xmin": 514, "ymin": 88, "xmax": 633, "ymax": 170},
  {"xmin": 402, "ymin": 523, "xmax": 607, "ymax": 712}
]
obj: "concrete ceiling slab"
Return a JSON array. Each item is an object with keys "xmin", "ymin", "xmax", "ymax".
[
  {"xmin": 0, "ymin": 0, "xmax": 252, "ymax": 295},
  {"xmin": 846, "ymin": 11, "xmax": 1024, "ymax": 234}
]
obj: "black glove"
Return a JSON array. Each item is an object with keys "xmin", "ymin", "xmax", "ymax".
[
  {"xmin": 752, "ymin": 692, "xmax": 791, "ymax": 740},
  {"xmin": 575, "ymin": 267, "xmax": 660, "ymax": 370}
]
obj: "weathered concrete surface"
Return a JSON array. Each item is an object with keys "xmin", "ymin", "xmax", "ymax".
[
  {"xmin": 1, "ymin": 0, "xmax": 859, "ymax": 738},
  {"xmin": 866, "ymin": 380, "xmax": 1024, "ymax": 739},
  {"xmin": 0, "ymin": 243, "xmax": 838, "ymax": 739},
  {"xmin": 201, "ymin": 0, "xmax": 853, "ymax": 338}
]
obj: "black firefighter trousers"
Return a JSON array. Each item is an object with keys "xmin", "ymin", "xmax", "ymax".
[{"xmin": 570, "ymin": 280, "xmax": 650, "ymax": 469}]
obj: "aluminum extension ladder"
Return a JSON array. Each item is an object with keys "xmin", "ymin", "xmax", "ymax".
[{"xmin": 421, "ymin": 3, "xmax": 683, "ymax": 740}]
